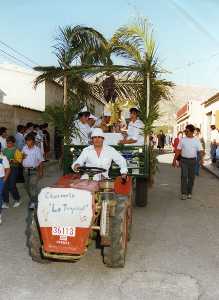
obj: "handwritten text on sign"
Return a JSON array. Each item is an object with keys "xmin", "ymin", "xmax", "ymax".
[{"xmin": 37, "ymin": 187, "xmax": 93, "ymax": 228}]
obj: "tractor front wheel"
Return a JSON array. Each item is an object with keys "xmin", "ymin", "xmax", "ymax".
[
  {"xmin": 27, "ymin": 212, "xmax": 49, "ymax": 264},
  {"xmin": 103, "ymin": 195, "xmax": 128, "ymax": 268}
]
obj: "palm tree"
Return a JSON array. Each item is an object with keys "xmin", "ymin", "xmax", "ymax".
[
  {"xmin": 108, "ymin": 17, "xmax": 174, "ymax": 181},
  {"xmin": 34, "ymin": 25, "xmax": 111, "ymax": 106},
  {"xmin": 110, "ymin": 17, "xmax": 173, "ymax": 134}
]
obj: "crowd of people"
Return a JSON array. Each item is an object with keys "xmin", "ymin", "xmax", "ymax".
[
  {"xmin": 72, "ymin": 107, "xmax": 144, "ymax": 146},
  {"xmin": 0, "ymin": 123, "xmax": 50, "ymax": 224},
  {"xmin": 149, "ymin": 130, "xmax": 173, "ymax": 152}
]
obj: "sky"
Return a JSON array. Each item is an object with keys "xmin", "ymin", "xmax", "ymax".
[{"xmin": 1, "ymin": 0, "xmax": 219, "ymax": 88}]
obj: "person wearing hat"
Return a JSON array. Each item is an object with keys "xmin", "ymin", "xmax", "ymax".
[
  {"xmin": 94, "ymin": 111, "xmax": 111, "ymax": 133},
  {"xmin": 0, "ymin": 142, "xmax": 10, "ymax": 224},
  {"xmin": 73, "ymin": 111, "xmax": 91, "ymax": 145},
  {"xmin": 88, "ymin": 114, "xmax": 97, "ymax": 128},
  {"xmin": 119, "ymin": 107, "xmax": 144, "ymax": 145},
  {"xmin": 72, "ymin": 128, "xmax": 128, "ymax": 181}
]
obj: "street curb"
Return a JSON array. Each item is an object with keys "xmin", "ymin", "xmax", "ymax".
[{"xmin": 202, "ymin": 165, "xmax": 219, "ymax": 179}]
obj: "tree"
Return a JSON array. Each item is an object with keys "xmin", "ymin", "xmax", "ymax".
[
  {"xmin": 34, "ymin": 25, "xmax": 111, "ymax": 106},
  {"xmin": 110, "ymin": 17, "xmax": 173, "ymax": 135}
]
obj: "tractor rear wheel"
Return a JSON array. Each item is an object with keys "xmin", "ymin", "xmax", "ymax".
[
  {"xmin": 135, "ymin": 177, "xmax": 148, "ymax": 207},
  {"xmin": 103, "ymin": 195, "xmax": 128, "ymax": 268},
  {"xmin": 27, "ymin": 212, "xmax": 49, "ymax": 264}
]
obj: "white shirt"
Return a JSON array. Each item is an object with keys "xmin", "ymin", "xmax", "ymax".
[
  {"xmin": 127, "ymin": 119, "xmax": 144, "ymax": 145},
  {"xmin": 35, "ymin": 130, "xmax": 45, "ymax": 155},
  {"xmin": 0, "ymin": 153, "xmax": 10, "ymax": 177},
  {"xmin": 22, "ymin": 145, "xmax": 43, "ymax": 168},
  {"xmin": 210, "ymin": 129, "xmax": 219, "ymax": 143},
  {"xmin": 72, "ymin": 144, "xmax": 128, "ymax": 180},
  {"xmin": 0, "ymin": 136, "xmax": 7, "ymax": 150},
  {"xmin": 72, "ymin": 120, "xmax": 91, "ymax": 145},
  {"xmin": 177, "ymin": 137, "xmax": 202, "ymax": 158}
]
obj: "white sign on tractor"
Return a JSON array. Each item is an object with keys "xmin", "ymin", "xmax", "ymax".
[{"xmin": 37, "ymin": 187, "xmax": 93, "ymax": 228}]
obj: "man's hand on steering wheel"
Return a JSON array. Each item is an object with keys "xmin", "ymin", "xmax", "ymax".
[{"xmin": 73, "ymin": 164, "xmax": 81, "ymax": 172}]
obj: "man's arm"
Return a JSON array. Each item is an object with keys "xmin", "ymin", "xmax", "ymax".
[
  {"xmin": 71, "ymin": 149, "xmax": 87, "ymax": 171},
  {"xmin": 112, "ymin": 148, "xmax": 128, "ymax": 175}
]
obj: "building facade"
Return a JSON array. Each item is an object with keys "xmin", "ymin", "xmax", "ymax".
[
  {"xmin": 0, "ymin": 63, "xmax": 64, "ymax": 156},
  {"xmin": 202, "ymin": 93, "xmax": 219, "ymax": 144},
  {"xmin": 176, "ymin": 101, "xmax": 203, "ymax": 134}
]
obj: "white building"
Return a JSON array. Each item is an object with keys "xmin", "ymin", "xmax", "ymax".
[
  {"xmin": 202, "ymin": 92, "xmax": 219, "ymax": 144},
  {"xmin": 156, "ymin": 85, "xmax": 217, "ymax": 135},
  {"xmin": 0, "ymin": 63, "xmax": 50, "ymax": 111},
  {"xmin": 176, "ymin": 101, "xmax": 203, "ymax": 133}
]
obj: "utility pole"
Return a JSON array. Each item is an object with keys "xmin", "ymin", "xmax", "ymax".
[
  {"xmin": 146, "ymin": 72, "xmax": 150, "ymax": 118},
  {"xmin": 146, "ymin": 72, "xmax": 150, "ymax": 147},
  {"xmin": 63, "ymin": 74, "xmax": 67, "ymax": 106}
]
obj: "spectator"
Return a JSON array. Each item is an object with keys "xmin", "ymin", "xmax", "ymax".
[
  {"xmin": 210, "ymin": 125, "xmax": 219, "ymax": 163},
  {"xmin": 15, "ymin": 125, "xmax": 25, "ymax": 183},
  {"xmin": 41, "ymin": 123, "xmax": 50, "ymax": 161},
  {"xmin": 195, "ymin": 128, "xmax": 205, "ymax": 176},
  {"xmin": 15, "ymin": 125, "xmax": 25, "ymax": 151},
  {"xmin": 33, "ymin": 124, "xmax": 44, "ymax": 158},
  {"xmin": 157, "ymin": 130, "xmax": 166, "ymax": 153},
  {"xmin": 24, "ymin": 122, "xmax": 34, "ymax": 137},
  {"xmin": 2, "ymin": 136, "xmax": 22, "ymax": 208},
  {"xmin": 173, "ymin": 124, "xmax": 203, "ymax": 200},
  {"xmin": 0, "ymin": 143, "xmax": 10, "ymax": 224},
  {"xmin": 172, "ymin": 131, "xmax": 183, "ymax": 153},
  {"xmin": 22, "ymin": 134, "xmax": 43, "ymax": 209},
  {"xmin": 0, "ymin": 127, "xmax": 7, "ymax": 150}
]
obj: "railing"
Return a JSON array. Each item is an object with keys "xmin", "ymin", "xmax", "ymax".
[{"xmin": 63, "ymin": 144, "xmax": 149, "ymax": 178}]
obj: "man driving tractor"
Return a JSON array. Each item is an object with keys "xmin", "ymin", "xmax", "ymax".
[{"xmin": 72, "ymin": 128, "xmax": 128, "ymax": 181}]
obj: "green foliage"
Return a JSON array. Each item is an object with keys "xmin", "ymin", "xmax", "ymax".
[
  {"xmin": 110, "ymin": 18, "xmax": 173, "ymax": 134},
  {"xmin": 42, "ymin": 95, "xmax": 82, "ymax": 145}
]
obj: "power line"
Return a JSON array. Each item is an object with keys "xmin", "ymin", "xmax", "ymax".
[
  {"xmin": 169, "ymin": 0, "xmax": 219, "ymax": 46},
  {"xmin": 173, "ymin": 51, "xmax": 219, "ymax": 72},
  {"xmin": 0, "ymin": 40, "xmax": 39, "ymax": 66},
  {"xmin": 0, "ymin": 48, "xmax": 33, "ymax": 68}
]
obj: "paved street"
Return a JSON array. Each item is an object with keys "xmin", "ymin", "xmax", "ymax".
[{"xmin": 0, "ymin": 155, "xmax": 219, "ymax": 300}]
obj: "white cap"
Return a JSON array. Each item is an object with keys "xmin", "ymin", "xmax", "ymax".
[
  {"xmin": 88, "ymin": 114, "xmax": 97, "ymax": 120},
  {"xmin": 80, "ymin": 106, "xmax": 88, "ymax": 112},
  {"xmin": 91, "ymin": 128, "xmax": 105, "ymax": 138},
  {"xmin": 104, "ymin": 111, "xmax": 111, "ymax": 117}
]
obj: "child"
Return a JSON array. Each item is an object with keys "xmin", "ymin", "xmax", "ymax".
[
  {"xmin": 22, "ymin": 133, "xmax": 43, "ymax": 209},
  {"xmin": 3, "ymin": 136, "xmax": 23, "ymax": 208},
  {"xmin": 0, "ymin": 143, "xmax": 10, "ymax": 224}
]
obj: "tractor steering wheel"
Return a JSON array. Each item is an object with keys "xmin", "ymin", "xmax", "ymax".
[{"xmin": 77, "ymin": 166, "xmax": 106, "ymax": 177}]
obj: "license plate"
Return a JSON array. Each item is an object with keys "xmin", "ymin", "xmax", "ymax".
[{"xmin": 52, "ymin": 226, "xmax": 76, "ymax": 237}]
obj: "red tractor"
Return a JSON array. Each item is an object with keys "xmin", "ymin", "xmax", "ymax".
[{"xmin": 27, "ymin": 167, "xmax": 133, "ymax": 268}]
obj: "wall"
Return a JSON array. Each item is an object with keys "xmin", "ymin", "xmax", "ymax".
[
  {"xmin": 45, "ymin": 81, "xmax": 63, "ymax": 106},
  {"xmin": 203, "ymin": 99, "xmax": 219, "ymax": 143},
  {"xmin": 0, "ymin": 103, "xmax": 42, "ymax": 134},
  {"xmin": 0, "ymin": 63, "xmax": 45, "ymax": 111}
]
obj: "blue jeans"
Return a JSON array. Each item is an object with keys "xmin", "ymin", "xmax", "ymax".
[
  {"xmin": 0, "ymin": 178, "xmax": 5, "ymax": 213},
  {"xmin": 181, "ymin": 158, "xmax": 196, "ymax": 195},
  {"xmin": 3, "ymin": 167, "xmax": 20, "ymax": 203}
]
